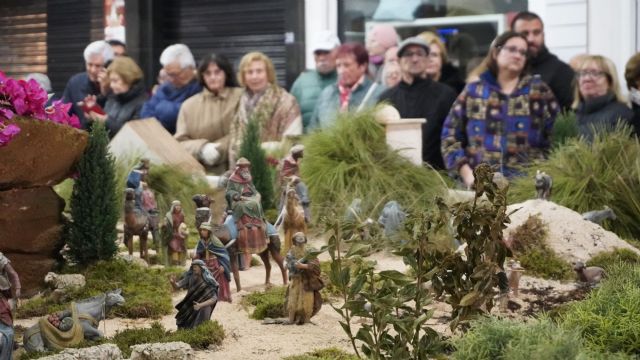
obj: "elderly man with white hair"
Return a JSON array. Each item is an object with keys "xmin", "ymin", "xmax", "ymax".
[
  {"xmin": 61, "ymin": 40, "xmax": 114, "ymax": 129},
  {"xmin": 141, "ymin": 44, "xmax": 201, "ymax": 134}
]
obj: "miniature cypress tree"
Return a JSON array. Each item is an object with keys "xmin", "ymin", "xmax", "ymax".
[
  {"xmin": 238, "ymin": 117, "xmax": 274, "ymax": 210},
  {"xmin": 68, "ymin": 122, "xmax": 119, "ymax": 265}
]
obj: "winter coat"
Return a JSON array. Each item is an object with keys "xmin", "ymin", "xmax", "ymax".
[
  {"xmin": 378, "ymin": 77, "xmax": 457, "ymax": 169},
  {"xmin": 576, "ymin": 92, "xmax": 634, "ymax": 142},
  {"xmin": 530, "ymin": 47, "xmax": 575, "ymax": 111},
  {"xmin": 441, "ymin": 71, "xmax": 559, "ymax": 178},
  {"xmin": 103, "ymin": 80, "xmax": 148, "ymax": 137},
  {"xmin": 290, "ymin": 70, "xmax": 337, "ymax": 132},
  {"xmin": 140, "ymin": 79, "xmax": 201, "ymax": 134},
  {"xmin": 310, "ymin": 77, "xmax": 385, "ymax": 129},
  {"xmin": 439, "ymin": 63, "xmax": 466, "ymax": 95},
  {"xmin": 61, "ymin": 72, "xmax": 105, "ymax": 129},
  {"xmin": 175, "ymin": 87, "xmax": 242, "ymax": 168}
]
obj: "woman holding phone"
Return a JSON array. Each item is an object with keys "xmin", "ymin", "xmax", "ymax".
[{"xmin": 83, "ymin": 56, "xmax": 147, "ymax": 137}]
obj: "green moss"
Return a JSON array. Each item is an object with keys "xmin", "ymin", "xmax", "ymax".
[
  {"xmin": 509, "ymin": 215, "xmax": 573, "ymax": 280},
  {"xmin": 282, "ymin": 347, "xmax": 358, "ymax": 360},
  {"xmin": 242, "ymin": 286, "xmax": 287, "ymax": 320},
  {"xmin": 17, "ymin": 260, "xmax": 183, "ymax": 319},
  {"xmin": 587, "ymin": 249, "xmax": 640, "ymax": 271},
  {"xmin": 519, "ymin": 247, "xmax": 574, "ymax": 281}
]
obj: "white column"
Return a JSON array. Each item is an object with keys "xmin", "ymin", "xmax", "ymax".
[
  {"xmin": 587, "ymin": 0, "xmax": 637, "ymax": 92},
  {"xmin": 304, "ymin": 0, "xmax": 339, "ymax": 69}
]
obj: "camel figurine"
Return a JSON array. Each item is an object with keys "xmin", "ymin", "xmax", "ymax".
[
  {"xmin": 281, "ymin": 183, "xmax": 307, "ymax": 254},
  {"xmin": 123, "ymin": 188, "xmax": 149, "ymax": 261}
]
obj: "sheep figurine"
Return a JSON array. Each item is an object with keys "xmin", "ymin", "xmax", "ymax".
[
  {"xmin": 573, "ymin": 261, "xmax": 606, "ymax": 286},
  {"xmin": 44, "ymin": 272, "xmax": 86, "ymax": 291}
]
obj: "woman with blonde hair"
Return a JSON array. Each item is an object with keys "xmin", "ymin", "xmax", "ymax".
[
  {"xmin": 573, "ymin": 54, "xmax": 633, "ymax": 141},
  {"xmin": 418, "ymin": 31, "xmax": 465, "ymax": 93},
  {"xmin": 85, "ymin": 56, "xmax": 147, "ymax": 137},
  {"xmin": 230, "ymin": 52, "xmax": 301, "ymax": 163}
]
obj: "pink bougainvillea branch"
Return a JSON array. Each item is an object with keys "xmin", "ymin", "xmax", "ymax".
[{"xmin": 0, "ymin": 71, "xmax": 80, "ymax": 147}]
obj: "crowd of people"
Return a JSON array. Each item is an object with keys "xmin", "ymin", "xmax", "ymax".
[{"xmin": 21, "ymin": 11, "xmax": 640, "ymax": 185}]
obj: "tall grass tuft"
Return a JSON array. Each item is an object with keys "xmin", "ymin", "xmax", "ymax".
[
  {"xmin": 508, "ymin": 126, "xmax": 640, "ymax": 240},
  {"xmin": 146, "ymin": 164, "xmax": 217, "ymax": 222},
  {"xmin": 551, "ymin": 110, "xmax": 579, "ymax": 148},
  {"xmin": 301, "ymin": 107, "xmax": 448, "ymax": 220}
]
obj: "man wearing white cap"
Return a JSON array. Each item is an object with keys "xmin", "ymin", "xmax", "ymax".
[{"xmin": 290, "ymin": 31, "xmax": 340, "ymax": 132}]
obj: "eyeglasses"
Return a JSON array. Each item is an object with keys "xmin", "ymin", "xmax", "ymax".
[
  {"xmin": 498, "ymin": 45, "xmax": 528, "ymax": 56},
  {"xmin": 576, "ymin": 70, "xmax": 606, "ymax": 79},
  {"xmin": 401, "ymin": 50, "xmax": 428, "ymax": 58}
]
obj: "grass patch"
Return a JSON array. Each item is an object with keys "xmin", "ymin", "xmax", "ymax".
[
  {"xmin": 508, "ymin": 215, "xmax": 573, "ymax": 280},
  {"xmin": 508, "ymin": 126, "xmax": 640, "ymax": 240},
  {"xmin": 282, "ymin": 347, "xmax": 358, "ymax": 360},
  {"xmin": 17, "ymin": 259, "xmax": 183, "ymax": 319},
  {"xmin": 301, "ymin": 107, "xmax": 449, "ymax": 221},
  {"xmin": 20, "ymin": 321, "xmax": 225, "ymax": 359},
  {"xmin": 587, "ymin": 248, "xmax": 640, "ymax": 271},
  {"xmin": 110, "ymin": 320, "xmax": 224, "ymax": 357},
  {"xmin": 560, "ymin": 263, "xmax": 640, "ymax": 355},
  {"xmin": 551, "ymin": 110, "xmax": 579, "ymax": 148},
  {"xmin": 242, "ymin": 286, "xmax": 287, "ymax": 320},
  {"xmin": 453, "ymin": 316, "xmax": 632, "ymax": 360}
]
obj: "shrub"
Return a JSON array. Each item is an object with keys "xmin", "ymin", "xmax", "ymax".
[
  {"xmin": 67, "ymin": 121, "xmax": 119, "ymax": 266},
  {"xmin": 587, "ymin": 249, "xmax": 640, "ymax": 271},
  {"xmin": 508, "ymin": 126, "xmax": 640, "ymax": 239},
  {"xmin": 301, "ymin": 107, "xmax": 448, "ymax": 220},
  {"xmin": 242, "ymin": 286, "xmax": 287, "ymax": 320},
  {"xmin": 282, "ymin": 347, "xmax": 359, "ymax": 360},
  {"xmin": 560, "ymin": 263, "xmax": 640, "ymax": 355},
  {"xmin": 17, "ymin": 259, "xmax": 182, "ymax": 319}
]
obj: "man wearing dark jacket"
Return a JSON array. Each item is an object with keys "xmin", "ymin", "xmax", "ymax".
[
  {"xmin": 511, "ymin": 11, "xmax": 575, "ymax": 110},
  {"xmin": 62, "ymin": 40, "xmax": 114, "ymax": 129},
  {"xmin": 378, "ymin": 37, "xmax": 457, "ymax": 170},
  {"xmin": 141, "ymin": 44, "xmax": 201, "ymax": 134}
]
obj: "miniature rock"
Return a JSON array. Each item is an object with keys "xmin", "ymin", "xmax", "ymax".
[
  {"xmin": 38, "ymin": 344, "xmax": 122, "ymax": 360},
  {"xmin": 129, "ymin": 341, "xmax": 194, "ymax": 360}
]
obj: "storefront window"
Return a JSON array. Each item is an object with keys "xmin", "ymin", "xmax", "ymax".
[{"xmin": 339, "ymin": 0, "xmax": 527, "ymax": 77}]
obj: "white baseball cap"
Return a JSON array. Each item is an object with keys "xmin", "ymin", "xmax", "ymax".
[{"xmin": 312, "ymin": 30, "xmax": 341, "ymax": 53}]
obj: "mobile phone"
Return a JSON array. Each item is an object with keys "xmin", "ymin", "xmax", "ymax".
[{"xmin": 79, "ymin": 102, "xmax": 106, "ymax": 115}]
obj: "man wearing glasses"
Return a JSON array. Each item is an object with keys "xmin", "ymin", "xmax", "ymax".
[
  {"xmin": 141, "ymin": 44, "xmax": 201, "ymax": 134},
  {"xmin": 511, "ymin": 11, "xmax": 575, "ymax": 110},
  {"xmin": 378, "ymin": 37, "xmax": 456, "ymax": 170}
]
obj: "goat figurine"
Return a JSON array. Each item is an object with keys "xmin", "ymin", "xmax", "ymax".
[{"xmin": 534, "ymin": 170, "xmax": 552, "ymax": 200}]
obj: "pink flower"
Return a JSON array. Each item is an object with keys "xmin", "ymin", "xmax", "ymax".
[{"xmin": 0, "ymin": 122, "xmax": 20, "ymax": 147}]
